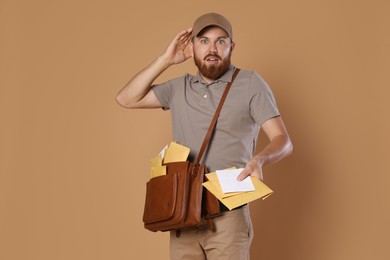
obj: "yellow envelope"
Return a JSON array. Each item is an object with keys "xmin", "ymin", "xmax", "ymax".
[
  {"xmin": 205, "ymin": 171, "xmax": 241, "ymax": 198},
  {"xmin": 163, "ymin": 142, "xmax": 190, "ymax": 163},
  {"xmin": 150, "ymin": 154, "xmax": 163, "ymax": 168},
  {"xmin": 203, "ymin": 171, "xmax": 273, "ymax": 210},
  {"xmin": 150, "ymin": 154, "xmax": 165, "ymax": 178},
  {"xmin": 150, "ymin": 165, "xmax": 167, "ymax": 178}
]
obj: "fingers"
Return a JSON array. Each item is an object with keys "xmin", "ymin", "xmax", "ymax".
[
  {"xmin": 177, "ymin": 28, "xmax": 193, "ymax": 60},
  {"xmin": 176, "ymin": 28, "xmax": 193, "ymax": 42},
  {"xmin": 237, "ymin": 161, "xmax": 263, "ymax": 181},
  {"xmin": 237, "ymin": 168, "xmax": 250, "ymax": 181},
  {"xmin": 168, "ymin": 28, "xmax": 192, "ymax": 56},
  {"xmin": 181, "ymin": 32, "xmax": 193, "ymax": 50},
  {"xmin": 164, "ymin": 28, "xmax": 193, "ymax": 62}
]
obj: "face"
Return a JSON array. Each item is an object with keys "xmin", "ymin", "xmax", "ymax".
[{"xmin": 192, "ymin": 26, "xmax": 235, "ymax": 82}]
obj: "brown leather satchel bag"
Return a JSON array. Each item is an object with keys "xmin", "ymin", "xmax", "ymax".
[{"xmin": 142, "ymin": 69, "xmax": 241, "ymax": 232}]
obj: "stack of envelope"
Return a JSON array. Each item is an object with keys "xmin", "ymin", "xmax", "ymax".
[
  {"xmin": 203, "ymin": 168, "xmax": 273, "ymax": 210},
  {"xmin": 149, "ymin": 142, "xmax": 190, "ymax": 178},
  {"xmin": 149, "ymin": 143, "xmax": 273, "ymax": 210}
]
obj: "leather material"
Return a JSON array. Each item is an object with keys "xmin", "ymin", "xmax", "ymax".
[
  {"xmin": 143, "ymin": 161, "xmax": 204, "ymax": 231},
  {"xmin": 203, "ymin": 173, "xmax": 221, "ymax": 217},
  {"xmin": 143, "ymin": 172, "xmax": 179, "ymax": 223}
]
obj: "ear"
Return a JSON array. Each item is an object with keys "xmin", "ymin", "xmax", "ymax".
[{"xmin": 230, "ymin": 42, "xmax": 235, "ymax": 52}]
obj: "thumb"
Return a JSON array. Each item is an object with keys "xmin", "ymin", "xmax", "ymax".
[
  {"xmin": 184, "ymin": 51, "xmax": 193, "ymax": 60},
  {"xmin": 237, "ymin": 168, "xmax": 251, "ymax": 181},
  {"xmin": 185, "ymin": 42, "xmax": 193, "ymax": 60}
]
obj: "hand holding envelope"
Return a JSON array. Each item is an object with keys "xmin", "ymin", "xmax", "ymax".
[{"xmin": 203, "ymin": 168, "xmax": 273, "ymax": 210}]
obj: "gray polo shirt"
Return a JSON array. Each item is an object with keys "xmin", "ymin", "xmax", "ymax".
[{"xmin": 152, "ymin": 65, "xmax": 280, "ymax": 172}]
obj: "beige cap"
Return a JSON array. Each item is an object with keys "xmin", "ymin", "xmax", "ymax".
[{"xmin": 192, "ymin": 13, "xmax": 233, "ymax": 39}]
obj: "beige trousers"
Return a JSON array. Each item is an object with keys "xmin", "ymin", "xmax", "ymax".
[{"xmin": 169, "ymin": 205, "xmax": 254, "ymax": 260}]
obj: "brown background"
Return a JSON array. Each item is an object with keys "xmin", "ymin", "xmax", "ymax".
[{"xmin": 1, "ymin": 0, "xmax": 389, "ymax": 259}]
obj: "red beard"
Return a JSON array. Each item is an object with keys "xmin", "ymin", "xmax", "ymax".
[{"xmin": 194, "ymin": 53, "xmax": 231, "ymax": 80}]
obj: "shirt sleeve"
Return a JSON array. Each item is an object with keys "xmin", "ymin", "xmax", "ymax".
[
  {"xmin": 151, "ymin": 80, "xmax": 173, "ymax": 110},
  {"xmin": 249, "ymin": 72, "xmax": 280, "ymax": 125}
]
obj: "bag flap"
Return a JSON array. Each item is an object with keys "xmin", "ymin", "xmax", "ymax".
[{"xmin": 143, "ymin": 173, "xmax": 178, "ymax": 223}]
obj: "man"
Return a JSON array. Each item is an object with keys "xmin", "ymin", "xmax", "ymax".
[{"xmin": 117, "ymin": 13, "xmax": 293, "ymax": 260}]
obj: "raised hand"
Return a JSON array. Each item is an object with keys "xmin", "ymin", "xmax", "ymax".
[
  {"xmin": 116, "ymin": 28, "xmax": 194, "ymax": 109},
  {"xmin": 161, "ymin": 28, "xmax": 193, "ymax": 65}
]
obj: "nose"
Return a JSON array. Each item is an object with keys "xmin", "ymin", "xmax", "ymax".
[{"xmin": 209, "ymin": 43, "xmax": 218, "ymax": 53}]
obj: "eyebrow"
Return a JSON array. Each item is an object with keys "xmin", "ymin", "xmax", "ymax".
[{"xmin": 197, "ymin": 36, "xmax": 229, "ymax": 40}]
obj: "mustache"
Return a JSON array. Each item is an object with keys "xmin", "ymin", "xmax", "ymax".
[{"xmin": 204, "ymin": 54, "xmax": 222, "ymax": 60}]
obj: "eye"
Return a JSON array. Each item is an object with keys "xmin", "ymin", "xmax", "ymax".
[
  {"xmin": 200, "ymin": 39, "xmax": 208, "ymax": 44},
  {"xmin": 217, "ymin": 39, "xmax": 226, "ymax": 45}
]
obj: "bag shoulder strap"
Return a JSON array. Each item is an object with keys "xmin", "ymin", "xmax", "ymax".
[{"xmin": 194, "ymin": 68, "xmax": 241, "ymax": 165}]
